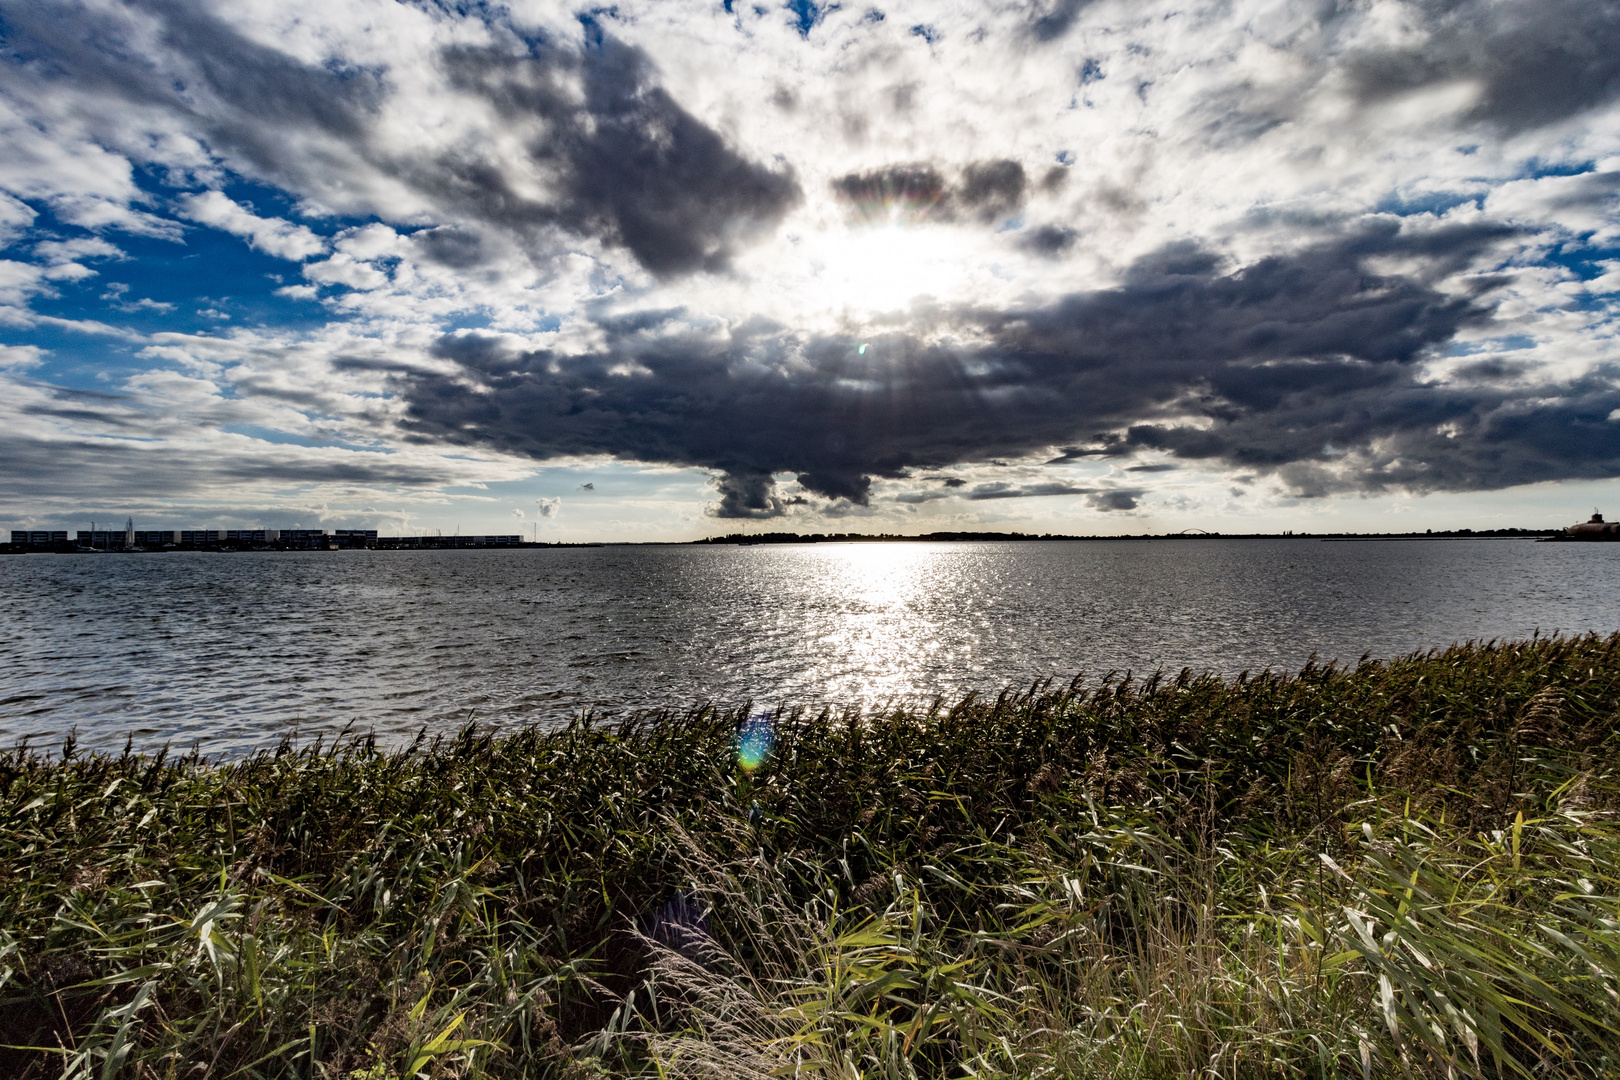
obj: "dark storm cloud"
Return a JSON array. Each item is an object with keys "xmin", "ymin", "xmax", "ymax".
[
  {"xmin": 715, "ymin": 472, "xmax": 789, "ymax": 518},
  {"xmin": 832, "ymin": 160, "xmax": 1027, "ymax": 224},
  {"xmin": 434, "ymin": 34, "xmax": 802, "ymax": 275},
  {"xmin": 957, "ymin": 160, "xmax": 1026, "ymax": 222},
  {"xmin": 1123, "ymin": 365, "xmax": 1620, "ymax": 497},
  {"xmin": 0, "ymin": 1, "xmax": 799, "ymax": 276},
  {"xmin": 381, "ymin": 216, "xmax": 1607, "ymax": 516},
  {"xmin": 1345, "ymin": 0, "xmax": 1620, "ymax": 133},
  {"xmin": 795, "ymin": 470, "xmax": 873, "ymax": 504},
  {"xmin": 831, "ymin": 165, "xmax": 951, "ymax": 222}
]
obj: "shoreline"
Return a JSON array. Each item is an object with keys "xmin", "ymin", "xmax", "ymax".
[{"xmin": 0, "ymin": 526, "xmax": 1574, "ymax": 555}]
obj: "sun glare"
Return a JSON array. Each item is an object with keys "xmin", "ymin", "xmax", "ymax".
[{"xmin": 804, "ymin": 225, "xmax": 975, "ymax": 316}]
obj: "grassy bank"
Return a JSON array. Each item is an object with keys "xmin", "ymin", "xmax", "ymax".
[{"xmin": 6, "ymin": 635, "xmax": 1620, "ymax": 1079}]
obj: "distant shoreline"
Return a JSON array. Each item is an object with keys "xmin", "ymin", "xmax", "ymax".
[
  {"xmin": 0, "ymin": 526, "xmax": 1585, "ymax": 554},
  {"xmin": 691, "ymin": 527, "xmax": 1564, "ymax": 544}
]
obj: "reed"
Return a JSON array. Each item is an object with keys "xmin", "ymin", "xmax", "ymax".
[{"xmin": 4, "ymin": 633, "xmax": 1620, "ymax": 1078}]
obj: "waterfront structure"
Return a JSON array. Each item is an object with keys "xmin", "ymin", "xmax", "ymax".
[
  {"xmin": 10, "ymin": 530, "xmax": 68, "ymax": 545},
  {"xmin": 75, "ymin": 517, "xmax": 136, "ymax": 549},
  {"xmin": 135, "ymin": 530, "xmax": 181, "ymax": 545},
  {"xmin": 7, "ymin": 525, "xmax": 524, "ymax": 551},
  {"xmin": 77, "ymin": 531, "xmax": 126, "ymax": 548},
  {"xmin": 1565, "ymin": 512, "xmax": 1620, "ymax": 539}
]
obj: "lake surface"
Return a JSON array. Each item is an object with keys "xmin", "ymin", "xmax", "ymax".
[{"xmin": 2, "ymin": 539, "xmax": 1617, "ymax": 756}]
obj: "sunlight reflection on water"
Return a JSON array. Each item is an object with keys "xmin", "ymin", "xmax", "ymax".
[{"xmin": 2, "ymin": 539, "xmax": 1617, "ymax": 756}]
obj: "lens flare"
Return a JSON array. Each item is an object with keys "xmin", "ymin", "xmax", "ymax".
[
  {"xmin": 737, "ymin": 712, "xmax": 774, "ymax": 773},
  {"xmin": 834, "ymin": 167, "xmax": 949, "ymax": 226}
]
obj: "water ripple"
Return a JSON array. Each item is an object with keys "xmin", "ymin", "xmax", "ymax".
[{"xmin": 1, "ymin": 540, "xmax": 1617, "ymax": 756}]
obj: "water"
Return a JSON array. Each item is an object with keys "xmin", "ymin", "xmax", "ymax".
[{"xmin": 1, "ymin": 539, "xmax": 1616, "ymax": 756}]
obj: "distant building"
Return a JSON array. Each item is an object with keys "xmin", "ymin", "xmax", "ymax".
[
  {"xmin": 11, "ymin": 523, "xmax": 517, "ymax": 551},
  {"xmin": 281, "ymin": 528, "xmax": 331, "ymax": 549},
  {"xmin": 77, "ymin": 530, "xmax": 133, "ymax": 549}
]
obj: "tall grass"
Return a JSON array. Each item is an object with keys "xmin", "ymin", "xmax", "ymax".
[{"xmin": 4, "ymin": 634, "xmax": 1620, "ymax": 1078}]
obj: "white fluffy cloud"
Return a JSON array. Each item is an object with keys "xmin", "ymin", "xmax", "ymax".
[{"xmin": 176, "ymin": 190, "xmax": 327, "ymax": 261}]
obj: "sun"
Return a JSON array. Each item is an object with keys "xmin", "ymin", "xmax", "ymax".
[
  {"xmin": 717, "ymin": 205, "xmax": 1022, "ymax": 330},
  {"xmin": 800, "ymin": 223, "xmax": 980, "ymax": 317}
]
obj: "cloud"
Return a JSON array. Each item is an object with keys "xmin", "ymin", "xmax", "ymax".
[
  {"xmin": 831, "ymin": 159, "xmax": 1026, "ymax": 225},
  {"xmin": 35, "ymin": 236, "xmax": 125, "ymax": 264},
  {"xmin": 712, "ymin": 471, "xmax": 789, "ymax": 519},
  {"xmin": 957, "ymin": 159, "xmax": 1026, "ymax": 223},
  {"xmin": 388, "ymin": 218, "xmax": 1549, "ymax": 512},
  {"xmin": 0, "ymin": 344, "xmax": 535, "ymax": 517},
  {"xmin": 2, "ymin": 2, "xmax": 801, "ymax": 279},
  {"xmin": 0, "ymin": 192, "xmax": 36, "ymax": 248},
  {"xmin": 943, "ymin": 480, "xmax": 1143, "ymax": 511},
  {"xmin": 100, "ymin": 282, "xmax": 174, "ymax": 313},
  {"xmin": 302, "ymin": 253, "xmax": 387, "ymax": 291},
  {"xmin": 0, "ymin": 260, "xmax": 51, "ymax": 313},
  {"xmin": 177, "ymin": 191, "xmax": 326, "ymax": 260},
  {"xmin": 0, "ymin": 344, "xmax": 45, "ymax": 369},
  {"xmin": 435, "ymin": 35, "xmax": 802, "ymax": 276},
  {"xmin": 1087, "ymin": 489, "xmax": 1141, "ymax": 512},
  {"xmin": 1020, "ymin": 224, "xmax": 1077, "ymax": 256},
  {"xmin": 22, "ymin": 235, "xmax": 126, "ymax": 283},
  {"xmin": 964, "ymin": 481, "xmax": 1094, "ymax": 500},
  {"xmin": 0, "ymin": 0, "xmax": 1618, "ymax": 531},
  {"xmin": 1343, "ymin": 0, "xmax": 1620, "ymax": 134},
  {"xmin": 535, "ymin": 496, "xmax": 561, "ymax": 518},
  {"xmin": 1028, "ymin": 0, "xmax": 1096, "ymax": 43}
]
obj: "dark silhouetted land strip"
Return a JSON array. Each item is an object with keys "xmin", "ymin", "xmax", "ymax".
[{"xmin": 5, "ymin": 635, "xmax": 1620, "ymax": 1077}]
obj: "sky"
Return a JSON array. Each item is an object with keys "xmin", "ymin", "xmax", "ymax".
[{"xmin": 1, "ymin": 0, "xmax": 1618, "ymax": 541}]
